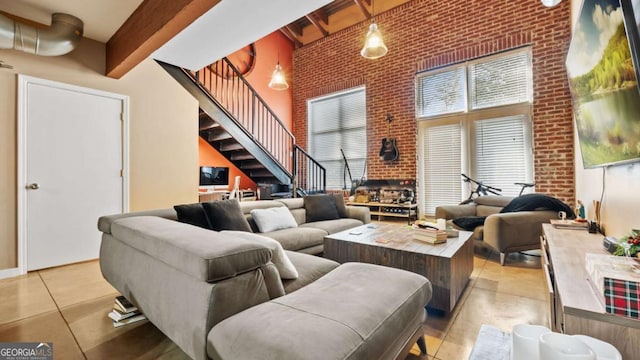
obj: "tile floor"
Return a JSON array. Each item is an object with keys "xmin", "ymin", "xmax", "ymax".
[{"xmin": 0, "ymin": 244, "xmax": 548, "ymax": 360}]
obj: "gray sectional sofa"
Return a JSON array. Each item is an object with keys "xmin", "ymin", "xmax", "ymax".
[
  {"xmin": 97, "ymin": 197, "xmax": 432, "ymax": 360},
  {"xmin": 239, "ymin": 198, "xmax": 370, "ymax": 254}
]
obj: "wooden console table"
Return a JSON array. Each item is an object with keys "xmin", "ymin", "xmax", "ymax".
[
  {"xmin": 346, "ymin": 201, "xmax": 417, "ymax": 224},
  {"xmin": 542, "ymin": 224, "xmax": 640, "ymax": 359}
]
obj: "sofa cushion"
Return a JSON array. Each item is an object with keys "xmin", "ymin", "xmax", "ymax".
[
  {"xmin": 262, "ymin": 227, "xmax": 328, "ymax": 252},
  {"xmin": 110, "ymin": 216, "xmax": 272, "ymax": 282},
  {"xmin": 333, "ymin": 194, "xmax": 348, "ymax": 218},
  {"xmin": 300, "ymin": 218, "xmax": 364, "ymax": 235},
  {"xmin": 239, "ymin": 200, "xmax": 286, "ymax": 214},
  {"xmin": 304, "ymin": 194, "xmax": 339, "ymax": 222},
  {"xmin": 174, "ymin": 203, "xmax": 212, "ymax": 230},
  {"xmin": 476, "ymin": 205, "xmax": 504, "ymax": 217},
  {"xmin": 474, "ymin": 195, "xmax": 513, "ymax": 207},
  {"xmin": 222, "ymin": 231, "xmax": 298, "ymax": 280},
  {"xmin": 282, "ymin": 251, "xmax": 339, "ymax": 293},
  {"xmin": 98, "ymin": 208, "xmax": 177, "ymax": 234},
  {"xmin": 207, "ymin": 262, "xmax": 431, "ymax": 360},
  {"xmin": 250, "ymin": 207, "xmax": 298, "ymax": 233},
  {"xmin": 202, "ymin": 199, "xmax": 252, "ymax": 232},
  {"xmin": 288, "ymin": 208, "xmax": 306, "ymax": 225},
  {"xmin": 275, "ymin": 198, "xmax": 304, "ymax": 210}
]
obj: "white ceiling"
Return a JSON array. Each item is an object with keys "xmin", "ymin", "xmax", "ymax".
[
  {"xmin": 0, "ymin": 0, "xmax": 143, "ymax": 43},
  {"xmin": 153, "ymin": 0, "xmax": 332, "ymax": 70},
  {"xmin": 0, "ymin": 0, "xmax": 332, "ymax": 72}
]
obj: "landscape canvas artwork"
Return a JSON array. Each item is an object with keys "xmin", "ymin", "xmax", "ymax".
[{"xmin": 566, "ymin": 0, "xmax": 640, "ymax": 168}]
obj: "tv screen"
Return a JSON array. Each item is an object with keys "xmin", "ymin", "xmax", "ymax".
[
  {"xmin": 199, "ymin": 166, "xmax": 229, "ymax": 186},
  {"xmin": 566, "ymin": 0, "xmax": 640, "ymax": 168}
]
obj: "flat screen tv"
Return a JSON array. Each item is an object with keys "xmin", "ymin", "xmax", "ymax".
[
  {"xmin": 566, "ymin": 0, "xmax": 640, "ymax": 168},
  {"xmin": 199, "ymin": 166, "xmax": 229, "ymax": 186}
]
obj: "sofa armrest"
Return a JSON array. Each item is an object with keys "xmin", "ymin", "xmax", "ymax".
[
  {"xmin": 109, "ymin": 216, "xmax": 273, "ymax": 283},
  {"xmin": 345, "ymin": 205, "xmax": 371, "ymax": 224},
  {"xmin": 435, "ymin": 204, "xmax": 477, "ymax": 220},
  {"xmin": 483, "ymin": 210, "xmax": 557, "ymax": 253}
]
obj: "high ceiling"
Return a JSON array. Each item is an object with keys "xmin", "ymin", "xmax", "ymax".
[
  {"xmin": 0, "ymin": 0, "xmax": 412, "ymax": 76},
  {"xmin": 281, "ymin": 0, "xmax": 411, "ymax": 48}
]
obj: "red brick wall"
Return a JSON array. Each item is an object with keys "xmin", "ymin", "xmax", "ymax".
[{"xmin": 293, "ymin": 0, "xmax": 574, "ymax": 203}]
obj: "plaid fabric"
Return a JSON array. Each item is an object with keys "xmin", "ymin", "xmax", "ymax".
[{"xmin": 604, "ymin": 277, "xmax": 640, "ymax": 318}]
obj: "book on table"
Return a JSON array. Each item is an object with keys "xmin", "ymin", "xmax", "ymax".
[
  {"xmin": 413, "ymin": 233, "xmax": 446, "ymax": 244},
  {"xmin": 413, "ymin": 228, "xmax": 447, "ymax": 244},
  {"xmin": 115, "ymin": 295, "xmax": 138, "ymax": 313}
]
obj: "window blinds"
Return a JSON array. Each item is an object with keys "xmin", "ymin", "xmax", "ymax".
[
  {"xmin": 469, "ymin": 51, "xmax": 532, "ymax": 110},
  {"xmin": 308, "ymin": 88, "xmax": 366, "ymax": 190},
  {"xmin": 472, "ymin": 115, "xmax": 532, "ymax": 196},
  {"xmin": 420, "ymin": 123, "xmax": 462, "ymax": 215},
  {"xmin": 416, "ymin": 66, "xmax": 466, "ymax": 117},
  {"xmin": 416, "ymin": 48, "xmax": 532, "ymax": 118}
]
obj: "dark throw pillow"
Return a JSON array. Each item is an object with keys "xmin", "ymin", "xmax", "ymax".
[
  {"xmin": 202, "ymin": 199, "xmax": 252, "ymax": 232},
  {"xmin": 452, "ymin": 216, "xmax": 487, "ymax": 231},
  {"xmin": 304, "ymin": 194, "xmax": 340, "ymax": 222},
  {"xmin": 332, "ymin": 194, "xmax": 348, "ymax": 218},
  {"xmin": 500, "ymin": 194, "xmax": 575, "ymax": 218},
  {"xmin": 174, "ymin": 203, "xmax": 212, "ymax": 230}
]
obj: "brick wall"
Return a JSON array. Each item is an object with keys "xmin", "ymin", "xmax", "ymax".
[{"xmin": 293, "ymin": 0, "xmax": 574, "ymax": 203}]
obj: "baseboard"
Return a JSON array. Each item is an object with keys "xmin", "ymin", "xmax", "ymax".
[{"xmin": 0, "ymin": 266, "xmax": 25, "ymax": 280}]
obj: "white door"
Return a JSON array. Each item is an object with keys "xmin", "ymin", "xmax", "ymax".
[{"xmin": 19, "ymin": 76, "xmax": 128, "ymax": 271}]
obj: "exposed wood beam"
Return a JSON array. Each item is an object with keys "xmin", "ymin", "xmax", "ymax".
[
  {"xmin": 286, "ymin": 22, "xmax": 303, "ymax": 38},
  {"xmin": 279, "ymin": 28, "xmax": 303, "ymax": 49},
  {"xmin": 353, "ymin": 0, "xmax": 371, "ymax": 19},
  {"xmin": 305, "ymin": 14, "xmax": 328, "ymax": 37},
  {"xmin": 106, "ymin": 0, "xmax": 221, "ymax": 79},
  {"xmin": 312, "ymin": 9, "xmax": 328, "ymax": 25}
]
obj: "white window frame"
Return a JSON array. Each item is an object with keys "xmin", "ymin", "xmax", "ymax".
[{"xmin": 416, "ymin": 48, "xmax": 534, "ymax": 216}]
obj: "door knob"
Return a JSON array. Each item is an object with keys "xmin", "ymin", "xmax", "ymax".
[{"xmin": 27, "ymin": 183, "xmax": 40, "ymax": 190}]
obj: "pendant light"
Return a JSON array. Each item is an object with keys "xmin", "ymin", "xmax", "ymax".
[
  {"xmin": 268, "ymin": 53, "xmax": 289, "ymax": 90},
  {"xmin": 541, "ymin": 0, "xmax": 562, "ymax": 7},
  {"xmin": 360, "ymin": 0, "xmax": 387, "ymax": 59}
]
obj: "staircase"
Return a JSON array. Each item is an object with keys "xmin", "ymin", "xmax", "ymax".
[{"xmin": 158, "ymin": 59, "xmax": 326, "ymax": 195}]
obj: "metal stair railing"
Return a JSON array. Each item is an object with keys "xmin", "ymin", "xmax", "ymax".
[
  {"xmin": 293, "ymin": 145, "xmax": 326, "ymax": 195},
  {"xmin": 187, "ymin": 58, "xmax": 325, "ymax": 194},
  {"xmin": 190, "ymin": 59, "xmax": 293, "ymax": 173}
]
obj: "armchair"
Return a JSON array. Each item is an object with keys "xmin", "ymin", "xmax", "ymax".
[{"xmin": 436, "ymin": 195, "xmax": 558, "ymax": 265}]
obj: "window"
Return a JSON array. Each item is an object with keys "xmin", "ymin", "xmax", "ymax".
[
  {"xmin": 419, "ymin": 122, "xmax": 463, "ymax": 215},
  {"xmin": 416, "ymin": 66, "xmax": 466, "ymax": 117},
  {"xmin": 307, "ymin": 88, "xmax": 366, "ymax": 190},
  {"xmin": 472, "ymin": 114, "xmax": 533, "ymax": 196},
  {"xmin": 469, "ymin": 51, "xmax": 532, "ymax": 109},
  {"xmin": 416, "ymin": 48, "xmax": 533, "ymax": 215}
]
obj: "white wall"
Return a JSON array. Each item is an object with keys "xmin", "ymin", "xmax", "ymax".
[
  {"xmin": 571, "ymin": 0, "xmax": 640, "ymax": 237},
  {"xmin": 0, "ymin": 38, "xmax": 198, "ymax": 270}
]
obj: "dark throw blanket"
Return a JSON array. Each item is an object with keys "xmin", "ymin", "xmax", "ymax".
[{"xmin": 452, "ymin": 194, "xmax": 575, "ymax": 231}]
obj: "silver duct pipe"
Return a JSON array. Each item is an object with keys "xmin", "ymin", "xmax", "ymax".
[{"xmin": 0, "ymin": 12, "xmax": 83, "ymax": 56}]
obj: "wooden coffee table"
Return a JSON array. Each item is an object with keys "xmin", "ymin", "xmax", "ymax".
[{"xmin": 324, "ymin": 223, "xmax": 474, "ymax": 312}]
